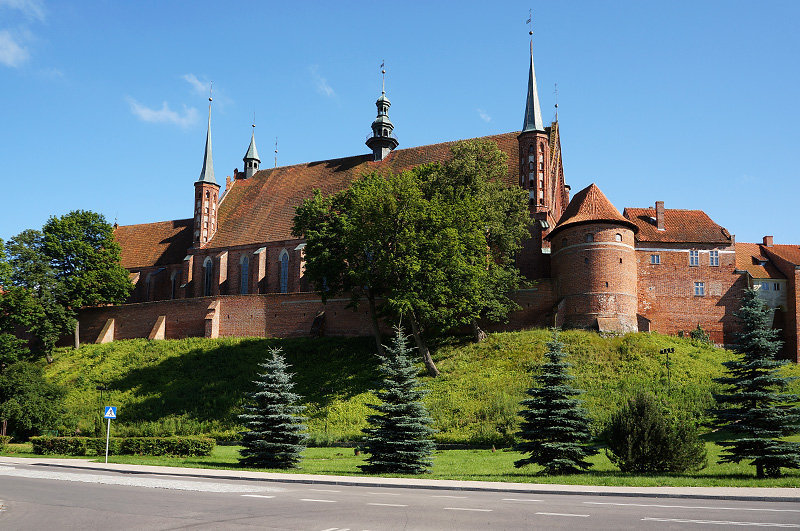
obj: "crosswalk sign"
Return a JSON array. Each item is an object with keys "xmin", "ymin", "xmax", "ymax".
[{"xmin": 104, "ymin": 406, "xmax": 117, "ymax": 419}]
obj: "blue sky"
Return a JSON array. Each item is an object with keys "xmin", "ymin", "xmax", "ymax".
[{"xmin": 1, "ymin": 0, "xmax": 798, "ymax": 245}]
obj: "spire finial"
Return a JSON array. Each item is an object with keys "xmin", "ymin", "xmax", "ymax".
[
  {"xmin": 380, "ymin": 60, "xmax": 386, "ymax": 94},
  {"xmin": 274, "ymin": 136, "xmax": 278, "ymax": 168},
  {"xmin": 554, "ymin": 82, "xmax": 559, "ymax": 121}
]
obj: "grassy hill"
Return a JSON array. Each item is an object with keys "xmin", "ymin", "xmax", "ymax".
[{"xmin": 43, "ymin": 329, "xmax": 800, "ymax": 446}]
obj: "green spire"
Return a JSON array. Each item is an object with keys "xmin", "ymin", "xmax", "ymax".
[
  {"xmin": 197, "ymin": 95, "xmax": 216, "ymax": 184},
  {"xmin": 522, "ymin": 41, "xmax": 545, "ymax": 133}
]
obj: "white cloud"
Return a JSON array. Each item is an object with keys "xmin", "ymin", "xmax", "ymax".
[
  {"xmin": 126, "ymin": 97, "xmax": 198, "ymax": 128},
  {"xmin": 477, "ymin": 108, "xmax": 491, "ymax": 123},
  {"xmin": 0, "ymin": 29, "xmax": 28, "ymax": 67},
  {"xmin": 182, "ymin": 73, "xmax": 209, "ymax": 96},
  {"xmin": 309, "ymin": 65, "xmax": 335, "ymax": 97},
  {"xmin": 0, "ymin": 0, "xmax": 45, "ymax": 21}
]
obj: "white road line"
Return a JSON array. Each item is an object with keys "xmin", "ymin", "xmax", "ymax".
[
  {"xmin": 310, "ymin": 489, "xmax": 341, "ymax": 493},
  {"xmin": 431, "ymin": 495, "xmax": 468, "ymax": 499},
  {"xmin": 241, "ymin": 494, "xmax": 275, "ymax": 499},
  {"xmin": 367, "ymin": 491, "xmax": 401, "ymax": 496},
  {"xmin": 536, "ymin": 512, "xmax": 590, "ymax": 518},
  {"xmin": 586, "ymin": 502, "xmax": 800, "ymax": 513},
  {"xmin": 444, "ymin": 507, "xmax": 493, "ymax": 512},
  {"xmin": 642, "ymin": 517, "xmax": 800, "ymax": 527},
  {"xmin": 301, "ymin": 498, "xmax": 337, "ymax": 503},
  {"xmin": 320, "ymin": 528, "xmax": 339, "ymax": 531},
  {"xmin": 367, "ymin": 503, "xmax": 409, "ymax": 507},
  {"xmin": 503, "ymin": 498, "xmax": 543, "ymax": 502}
]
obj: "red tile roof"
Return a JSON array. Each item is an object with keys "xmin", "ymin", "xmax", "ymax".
[
  {"xmin": 735, "ymin": 242, "xmax": 785, "ymax": 279},
  {"xmin": 114, "ymin": 219, "xmax": 193, "ymax": 269},
  {"xmin": 623, "ymin": 207, "xmax": 732, "ymax": 244},
  {"xmin": 548, "ymin": 183, "xmax": 637, "ymax": 238},
  {"xmin": 764, "ymin": 244, "xmax": 800, "ymax": 267},
  {"xmin": 210, "ymin": 132, "xmax": 520, "ymax": 249}
]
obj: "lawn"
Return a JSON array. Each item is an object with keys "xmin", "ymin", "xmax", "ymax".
[{"xmin": 4, "ymin": 442, "xmax": 799, "ymax": 488}]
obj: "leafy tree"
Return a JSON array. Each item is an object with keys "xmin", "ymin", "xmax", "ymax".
[
  {"xmin": 514, "ymin": 331, "xmax": 596, "ymax": 474},
  {"xmin": 238, "ymin": 347, "xmax": 308, "ymax": 469},
  {"xmin": 604, "ymin": 392, "xmax": 707, "ymax": 473},
  {"xmin": 360, "ymin": 327, "xmax": 435, "ymax": 474},
  {"xmin": 0, "ymin": 362, "xmax": 67, "ymax": 439},
  {"xmin": 713, "ymin": 287, "xmax": 800, "ymax": 478},
  {"xmin": 294, "ymin": 139, "xmax": 530, "ymax": 376}
]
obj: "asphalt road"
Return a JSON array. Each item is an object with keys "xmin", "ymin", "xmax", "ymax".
[{"xmin": 1, "ymin": 462, "xmax": 799, "ymax": 530}]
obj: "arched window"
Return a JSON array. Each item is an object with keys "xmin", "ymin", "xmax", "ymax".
[
  {"xmin": 562, "ymin": 238, "xmax": 567, "ymax": 247},
  {"xmin": 145, "ymin": 273, "xmax": 153, "ymax": 301},
  {"xmin": 279, "ymin": 250, "xmax": 289, "ymax": 293},
  {"xmin": 585, "ymin": 233, "xmax": 594, "ymax": 243},
  {"xmin": 170, "ymin": 271, "xmax": 178, "ymax": 299},
  {"xmin": 240, "ymin": 255, "xmax": 249, "ymax": 295},
  {"xmin": 203, "ymin": 257, "xmax": 214, "ymax": 296},
  {"xmin": 615, "ymin": 233, "xmax": 622, "ymax": 242}
]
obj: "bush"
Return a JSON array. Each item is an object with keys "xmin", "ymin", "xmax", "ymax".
[
  {"xmin": 604, "ymin": 392, "xmax": 707, "ymax": 473},
  {"xmin": 690, "ymin": 325, "xmax": 712, "ymax": 346},
  {"xmin": 0, "ymin": 362, "xmax": 67, "ymax": 439},
  {"xmin": 0, "ymin": 434, "xmax": 11, "ymax": 451},
  {"xmin": 32, "ymin": 436, "xmax": 214, "ymax": 457}
]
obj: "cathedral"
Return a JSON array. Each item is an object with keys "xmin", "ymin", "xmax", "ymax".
[{"xmin": 81, "ymin": 41, "xmax": 799, "ymax": 362}]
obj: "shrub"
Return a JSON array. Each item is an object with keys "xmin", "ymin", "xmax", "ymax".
[
  {"xmin": 690, "ymin": 325, "xmax": 712, "ymax": 346},
  {"xmin": 604, "ymin": 392, "xmax": 707, "ymax": 473},
  {"xmin": 32, "ymin": 436, "xmax": 214, "ymax": 457},
  {"xmin": 0, "ymin": 362, "xmax": 67, "ymax": 439},
  {"xmin": 0, "ymin": 434, "xmax": 11, "ymax": 451},
  {"xmin": 30, "ymin": 436, "xmax": 87, "ymax": 455}
]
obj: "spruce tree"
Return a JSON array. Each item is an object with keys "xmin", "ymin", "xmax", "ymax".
[
  {"xmin": 714, "ymin": 288, "xmax": 800, "ymax": 478},
  {"xmin": 239, "ymin": 348, "xmax": 307, "ymax": 469},
  {"xmin": 514, "ymin": 330, "xmax": 597, "ymax": 474},
  {"xmin": 360, "ymin": 327, "xmax": 435, "ymax": 474}
]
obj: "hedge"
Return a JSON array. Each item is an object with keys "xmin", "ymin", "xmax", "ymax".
[{"xmin": 31, "ymin": 436, "xmax": 215, "ymax": 457}]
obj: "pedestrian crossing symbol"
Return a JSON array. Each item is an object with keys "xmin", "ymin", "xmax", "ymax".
[{"xmin": 104, "ymin": 406, "xmax": 117, "ymax": 419}]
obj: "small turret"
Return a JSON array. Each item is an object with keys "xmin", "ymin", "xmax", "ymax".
[
  {"xmin": 243, "ymin": 124, "xmax": 260, "ymax": 179},
  {"xmin": 365, "ymin": 63, "xmax": 398, "ymax": 161}
]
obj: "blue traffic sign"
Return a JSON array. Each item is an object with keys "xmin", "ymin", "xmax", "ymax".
[{"xmin": 104, "ymin": 406, "xmax": 117, "ymax": 419}]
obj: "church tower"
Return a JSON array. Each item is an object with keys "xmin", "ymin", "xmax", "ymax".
[
  {"xmin": 518, "ymin": 40, "xmax": 551, "ymax": 212},
  {"xmin": 193, "ymin": 94, "xmax": 220, "ymax": 246},
  {"xmin": 243, "ymin": 124, "xmax": 260, "ymax": 179},
  {"xmin": 365, "ymin": 64, "xmax": 398, "ymax": 161}
]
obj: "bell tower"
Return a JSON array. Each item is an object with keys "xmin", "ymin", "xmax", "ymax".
[
  {"xmin": 365, "ymin": 63, "xmax": 399, "ymax": 161},
  {"xmin": 193, "ymin": 91, "xmax": 220, "ymax": 246}
]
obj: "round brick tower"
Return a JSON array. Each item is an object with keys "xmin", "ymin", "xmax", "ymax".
[{"xmin": 547, "ymin": 183, "xmax": 639, "ymax": 332}]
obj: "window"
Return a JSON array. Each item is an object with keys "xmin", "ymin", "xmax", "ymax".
[
  {"xmin": 650, "ymin": 254, "xmax": 661, "ymax": 265},
  {"xmin": 240, "ymin": 255, "xmax": 249, "ymax": 295},
  {"xmin": 562, "ymin": 238, "xmax": 567, "ymax": 247},
  {"xmin": 689, "ymin": 250, "xmax": 699, "ymax": 266},
  {"xmin": 170, "ymin": 271, "xmax": 178, "ymax": 300},
  {"xmin": 615, "ymin": 233, "xmax": 622, "ymax": 242},
  {"xmin": 585, "ymin": 233, "xmax": 594, "ymax": 243},
  {"xmin": 279, "ymin": 250, "xmax": 289, "ymax": 293},
  {"xmin": 145, "ymin": 273, "xmax": 153, "ymax": 301},
  {"xmin": 760, "ymin": 281, "xmax": 770, "ymax": 291},
  {"xmin": 709, "ymin": 250, "xmax": 719, "ymax": 266},
  {"xmin": 774, "ymin": 283, "xmax": 781, "ymax": 291},
  {"xmin": 694, "ymin": 281, "xmax": 705, "ymax": 296},
  {"xmin": 203, "ymin": 257, "xmax": 214, "ymax": 296}
]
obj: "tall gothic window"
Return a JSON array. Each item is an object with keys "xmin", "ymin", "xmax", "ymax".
[
  {"xmin": 170, "ymin": 271, "xmax": 178, "ymax": 299},
  {"xmin": 240, "ymin": 255, "xmax": 249, "ymax": 295},
  {"xmin": 279, "ymin": 250, "xmax": 289, "ymax": 293},
  {"xmin": 203, "ymin": 257, "xmax": 214, "ymax": 296}
]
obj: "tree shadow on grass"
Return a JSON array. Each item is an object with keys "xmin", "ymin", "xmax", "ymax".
[{"xmin": 108, "ymin": 336, "xmax": 380, "ymax": 425}]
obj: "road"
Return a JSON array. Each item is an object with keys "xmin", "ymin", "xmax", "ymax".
[{"xmin": 0, "ymin": 461, "xmax": 799, "ymax": 530}]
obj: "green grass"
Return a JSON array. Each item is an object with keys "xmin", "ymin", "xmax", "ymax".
[
  {"xmin": 40, "ymin": 329, "xmax": 800, "ymax": 448},
  {"xmin": 4, "ymin": 442, "xmax": 798, "ymax": 488}
]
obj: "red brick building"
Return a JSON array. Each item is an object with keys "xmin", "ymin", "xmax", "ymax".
[{"xmin": 83, "ymin": 43, "xmax": 799, "ymax": 362}]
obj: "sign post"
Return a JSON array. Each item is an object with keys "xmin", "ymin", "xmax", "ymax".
[{"xmin": 103, "ymin": 406, "xmax": 116, "ymax": 463}]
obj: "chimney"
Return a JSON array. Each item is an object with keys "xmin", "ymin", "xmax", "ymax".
[
  {"xmin": 655, "ymin": 201, "xmax": 665, "ymax": 231},
  {"xmin": 763, "ymin": 235, "xmax": 774, "ymax": 247}
]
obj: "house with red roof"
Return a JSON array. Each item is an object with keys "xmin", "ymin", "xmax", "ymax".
[{"xmin": 80, "ymin": 40, "xmax": 799, "ymax": 362}]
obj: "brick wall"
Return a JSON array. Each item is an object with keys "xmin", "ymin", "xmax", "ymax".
[
  {"xmin": 761, "ymin": 248, "xmax": 800, "ymax": 362},
  {"xmin": 635, "ymin": 242, "xmax": 744, "ymax": 345}
]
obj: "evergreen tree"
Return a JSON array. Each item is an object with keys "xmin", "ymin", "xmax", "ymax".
[
  {"xmin": 239, "ymin": 348, "xmax": 307, "ymax": 469},
  {"xmin": 713, "ymin": 287, "xmax": 800, "ymax": 478},
  {"xmin": 514, "ymin": 331, "xmax": 597, "ymax": 474},
  {"xmin": 360, "ymin": 327, "xmax": 435, "ymax": 474}
]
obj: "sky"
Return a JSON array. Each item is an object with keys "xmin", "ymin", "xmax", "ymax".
[{"xmin": 1, "ymin": 0, "xmax": 798, "ymax": 245}]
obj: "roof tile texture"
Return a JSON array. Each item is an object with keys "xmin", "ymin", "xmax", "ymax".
[
  {"xmin": 623, "ymin": 207, "xmax": 731, "ymax": 244},
  {"xmin": 114, "ymin": 219, "xmax": 193, "ymax": 269},
  {"xmin": 550, "ymin": 183, "xmax": 636, "ymax": 237},
  {"xmin": 735, "ymin": 242, "xmax": 786, "ymax": 279}
]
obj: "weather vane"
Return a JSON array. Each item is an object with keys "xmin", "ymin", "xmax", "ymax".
[
  {"xmin": 380, "ymin": 60, "xmax": 386, "ymax": 93},
  {"xmin": 274, "ymin": 136, "xmax": 278, "ymax": 168},
  {"xmin": 526, "ymin": 9, "xmax": 533, "ymax": 36},
  {"xmin": 554, "ymin": 82, "xmax": 559, "ymax": 120}
]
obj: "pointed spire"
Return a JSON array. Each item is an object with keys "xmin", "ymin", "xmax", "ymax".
[
  {"xmin": 244, "ymin": 125, "xmax": 260, "ymax": 162},
  {"xmin": 197, "ymin": 87, "xmax": 217, "ymax": 184},
  {"xmin": 522, "ymin": 39, "xmax": 545, "ymax": 133}
]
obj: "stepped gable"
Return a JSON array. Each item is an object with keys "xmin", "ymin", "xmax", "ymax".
[
  {"xmin": 114, "ymin": 219, "xmax": 193, "ymax": 269},
  {"xmin": 210, "ymin": 132, "xmax": 520, "ymax": 249},
  {"xmin": 547, "ymin": 183, "xmax": 637, "ymax": 238},
  {"xmin": 623, "ymin": 207, "xmax": 731, "ymax": 244},
  {"xmin": 736, "ymin": 242, "xmax": 785, "ymax": 279}
]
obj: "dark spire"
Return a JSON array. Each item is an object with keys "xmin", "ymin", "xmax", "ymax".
[
  {"xmin": 366, "ymin": 61, "xmax": 399, "ymax": 161},
  {"xmin": 243, "ymin": 123, "xmax": 260, "ymax": 179},
  {"xmin": 522, "ymin": 38, "xmax": 545, "ymax": 132},
  {"xmin": 197, "ymin": 87, "xmax": 217, "ymax": 184}
]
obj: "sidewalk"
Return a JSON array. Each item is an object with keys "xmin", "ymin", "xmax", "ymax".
[{"xmin": 1, "ymin": 456, "xmax": 797, "ymax": 502}]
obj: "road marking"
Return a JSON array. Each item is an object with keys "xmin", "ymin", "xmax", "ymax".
[
  {"xmin": 503, "ymin": 498, "xmax": 543, "ymax": 502},
  {"xmin": 367, "ymin": 503, "xmax": 408, "ymax": 507},
  {"xmin": 444, "ymin": 507, "xmax": 492, "ymax": 512},
  {"xmin": 301, "ymin": 498, "xmax": 337, "ymax": 503},
  {"xmin": 586, "ymin": 502, "xmax": 800, "ymax": 513},
  {"xmin": 431, "ymin": 495, "xmax": 468, "ymax": 499},
  {"xmin": 241, "ymin": 494, "xmax": 275, "ymax": 499},
  {"xmin": 310, "ymin": 489, "xmax": 341, "ymax": 493},
  {"xmin": 536, "ymin": 512, "xmax": 590, "ymax": 518},
  {"xmin": 642, "ymin": 517, "xmax": 800, "ymax": 527},
  {"xmin": 367, "ymin": 491, "xmax": 401, "ymax": 496}
]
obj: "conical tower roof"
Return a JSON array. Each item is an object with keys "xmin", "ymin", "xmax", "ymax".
[
  {"xmin": 522, "ymin": 42, "xmax": 545, "ymax": 133},
  {"xmin": 197, "ymin": 101, "xmax": 217, "ymax": 185},
  {"xmin": 244, "ymin": 128, "xmax": 260, "ymax": 162},
  {"xmin": 547, "ymin": 183, "xmax": 638, "ymax": 238}
]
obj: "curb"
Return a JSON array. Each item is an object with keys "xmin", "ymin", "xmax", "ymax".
[{"xmin": 18, "ymin": 460, "xmax": 800, "ymax": 503}]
